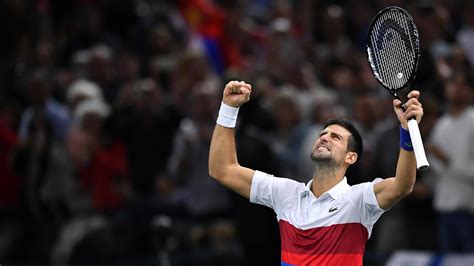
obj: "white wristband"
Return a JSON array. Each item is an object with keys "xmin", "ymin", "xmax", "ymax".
[{"xmin": 216, "ymin": 101, "xmax": 239, "ymax": 128}]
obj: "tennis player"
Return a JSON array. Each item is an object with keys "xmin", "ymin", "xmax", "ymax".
[{"xmin": 209, "ymin": 81, "xmax": 423, "ymax": 265}]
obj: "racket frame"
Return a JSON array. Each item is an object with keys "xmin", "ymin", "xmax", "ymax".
[{"xmin": 366, "ymin": 6, "xmax": 429, "ymax": 170}]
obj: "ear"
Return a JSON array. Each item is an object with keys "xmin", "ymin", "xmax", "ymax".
[{"xmin": 345, "ymin": 152, "xmax": 358, "ymax": 165}]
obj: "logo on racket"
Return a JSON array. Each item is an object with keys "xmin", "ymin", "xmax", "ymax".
[{"xmin": 376, "ymin": 19, "xmax": 411, "ymax": 51}]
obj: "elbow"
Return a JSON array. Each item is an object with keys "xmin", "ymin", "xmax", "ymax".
[
  {"xmin": 208, "ymin": 158, "xmax": 219, "ymax": 179},
  {"xmin": 208, "ymin": 165, "xmax": 219, "ymax": 179},
  {"xmin": 208, "ymin": 164, "xmax": 227, "ymax": 181},
  {"xmin": 390, "ymin": 183, "xmax": 415, "ymax": 200},
  {"xmin": 209, "ymin": 163, "xmax": 236, "ymax": 182},
  {"xmin": 208, "ymin": 167, "xmax": 219, "ymax": 180},
  {"xmin": 394, "ymin": 174, "xmax": 416, "ymax": 198},
  {"xmin": 400, "ymin": 184, "xmax": 415, "ymax": 198}
]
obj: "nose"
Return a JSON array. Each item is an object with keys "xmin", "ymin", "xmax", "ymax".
[
  {"xmin": 314, "ymin": 136, "xmax": 327, "ymax": 149},
  {"xmin": 319, "ymin": 133, "xmax": 329, "ymax": 143}
]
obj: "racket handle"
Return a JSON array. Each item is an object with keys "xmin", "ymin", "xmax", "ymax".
[{"xmin": 407, "ymin": 119, "xmax": 429, "ymax": 170}]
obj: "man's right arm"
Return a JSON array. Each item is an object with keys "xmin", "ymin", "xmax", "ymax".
[{"xmin": 208, "ymin": 81, "xmax": 255, "ymax": 199}]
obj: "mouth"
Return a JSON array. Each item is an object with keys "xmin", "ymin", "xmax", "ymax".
[{"xmin": 315, "ymin": 145, "xmax": 330, "ymax": 152}]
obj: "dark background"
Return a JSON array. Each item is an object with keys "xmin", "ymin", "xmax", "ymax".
[{"xmin": 0, "ymin": 0, "xmax": 473, "ymax": 265}]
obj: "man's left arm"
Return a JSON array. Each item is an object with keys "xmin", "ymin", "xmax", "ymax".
[{"xmin": 374, "ymin": 90, "xmax": 423, "ymax": 210}]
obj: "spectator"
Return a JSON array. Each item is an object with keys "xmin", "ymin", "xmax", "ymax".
[
  {"xmin": 113, "ymin": 78, "xmax": 182, "ymax": 198},
  {"xmin": 166, "ymin": 86, "xmax": 229, "ymax": 219},
  {"xmin": 269, "ymin": 92, "xmax": 308, "ymax": 181},
  {"xmin": 18, "ymin": 69, "xmax": 71, "ymax": 142},
  {"xmin": 428, "ymin": 71, "xmax": 474, "ymax": 253},
  {"xmin": 72, "ymin": 98, "xmax": 131, "ymax": 212},
  {"xmin": 66, "ymin": 78, "xmax": 103, "ymax": 111}
]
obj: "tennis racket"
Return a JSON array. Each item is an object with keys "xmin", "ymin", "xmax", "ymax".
[{"xmin": 367, "ymin": 6, "xmax": 429, "ymax": 170}]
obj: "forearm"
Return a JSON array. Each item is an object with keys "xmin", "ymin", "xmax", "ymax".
[
  {"xmin": 375, "ymin": 91, "xmax": 422, "ymax": 209},
  {"xmin": 394, "ymin": 149, "xmax": 417, "ymax": 195},
  {"xmin": 209, "ymin": 124, "xmax": 239, "ymax": 178}
]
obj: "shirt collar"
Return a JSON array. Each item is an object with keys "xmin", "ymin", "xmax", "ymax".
[{"xmin": 304, "ymin": 177, "xmax": 350, "ymax": 200}]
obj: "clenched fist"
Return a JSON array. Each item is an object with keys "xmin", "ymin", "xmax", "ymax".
[{"xmin": 223, "ymin": 81, "xmax": 252, "ymax": 108}]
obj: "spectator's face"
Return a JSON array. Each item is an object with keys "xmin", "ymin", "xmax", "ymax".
[
  {"xmin": 134, "ymin": 80, "xmax": 161, "ymax": 111},
  {"xmin": 274, "ymin": 97, "xmax": 300, "ymax": 131},
  {"xmin": 117, "ymin": 55, "xmax": 139, "ymax": 81},
  {"xmin": 354, "ymin": 95, "xmax": 378, "ymax": 128},
  {"xmin": 66, "ymin": 129, "xmax": 90, "ymax": 167},
  {"xmin": 149, "ymin": 26, "xmax": 173, "ymax": 53},
  {"xmin": 191, "ymin": 91, "xmax": 217, "ymax": 123},
  {"xmin": 69, "ymin": 95, "xmax": 89, "ymax": 112},
  {"xmin": 445, "ymin": 78, "xmax": 473, "ymax": 106},
  {"xmin": 87, "ymin": 55, "xmax": 110, "ymax": 82},
  {"xmin": 80, "ymin": 112, "xmax": 104, "ymax": 136}
]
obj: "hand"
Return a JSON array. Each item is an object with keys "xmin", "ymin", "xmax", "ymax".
[
  {"xmin": 223, "ymin": 81, "xmax": 252, "ymax": 108},
  {"xmin": 393, "ymin": 90, "xmax": 423, "ymax": 129}
]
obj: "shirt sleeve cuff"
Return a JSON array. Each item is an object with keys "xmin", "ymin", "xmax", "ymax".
[
  {"xmin": 369, "ymin": 178, "xmax": 386, "ymax": 211},
  {"xmin": 250, "ymin": 170, "xmax": 266, "ymax": 203}
]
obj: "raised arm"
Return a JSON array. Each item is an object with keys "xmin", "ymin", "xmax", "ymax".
[
  {"xmin": 209, "ymin": 81, "xmax": 255, "ymax": 199},
  {"xmin": 374, "ymin": 90, "xmax": 423, "ymax": 209}
]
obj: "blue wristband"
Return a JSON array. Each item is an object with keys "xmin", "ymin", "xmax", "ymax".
[{"xmin": 400, "ymin": 126, "xmax": 413, "ymax": 151}]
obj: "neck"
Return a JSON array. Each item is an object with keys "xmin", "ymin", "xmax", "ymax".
[{"xmin": 311, "ymin": 163, "xmax": 345, "ymax": 198}]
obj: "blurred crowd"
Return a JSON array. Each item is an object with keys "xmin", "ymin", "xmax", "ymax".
[{"xmin": 0, "ymin": 0, "xmax": 473, "ymax": 265}]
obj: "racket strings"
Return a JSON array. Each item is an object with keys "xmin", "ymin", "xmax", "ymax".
[
  {"xmin": 376, "ymin": 12, "xmax": 412, "ymax": 88},
  {"xmin": 368, "ymin": 10, "xmax": 419, "ymax": 89}
]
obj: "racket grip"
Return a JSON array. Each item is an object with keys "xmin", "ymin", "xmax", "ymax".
[{"xmin": 407, "ymin": 119, "xmax": 429, "ymax": 170}]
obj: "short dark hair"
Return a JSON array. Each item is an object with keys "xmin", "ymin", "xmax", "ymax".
[{"xmin": 324, "ymin": 117, "xmax": 363, "ymax": 164}]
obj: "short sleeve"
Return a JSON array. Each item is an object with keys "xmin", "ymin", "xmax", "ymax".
[
  {"xmin": 363, "ymin": 179, "xmax": 386, "ymax": 232},
  {"xmin": 250, "ymin": 170, "xmax": 303, "ymax": 213},
  {"xmin": 349, "ymin": 179, "xmax": 386, "ymax": 237}
]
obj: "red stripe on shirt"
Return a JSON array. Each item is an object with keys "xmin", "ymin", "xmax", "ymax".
[
  {"xmin": 279, "ymin": 220, "xmax": 368, "ymax": 265},
  {"xmin": 281, "ymin": 252, "xmax": 363, "ymax": 266}
]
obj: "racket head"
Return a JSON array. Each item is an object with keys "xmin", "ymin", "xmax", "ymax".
[{"xmin": 367, "ymin": 6, "xmax": 420, "ymax": 96}]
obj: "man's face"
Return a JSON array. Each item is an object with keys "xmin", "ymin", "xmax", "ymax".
[{"xmin": 311, "ymin": 124, "xmax": 353, "ymax": 165}]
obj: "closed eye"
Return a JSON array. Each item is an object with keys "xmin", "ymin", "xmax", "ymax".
[
  {"xmin": 319, "ymin": 131, "xmax": 342, "ymax": 140},
  {"xmin": 331, "ymin": 132, "xmax": 342, "ymax": 141}
]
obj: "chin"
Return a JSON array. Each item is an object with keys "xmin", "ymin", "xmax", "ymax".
[{"xmin": 310, "ymin": 152, "xmax": 332, "ymax": 162}]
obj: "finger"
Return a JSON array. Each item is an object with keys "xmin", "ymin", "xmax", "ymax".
[
  {"xmin": 226, "ymin": 80, "xmax": 238, "ymax": 88},
  {"xmin": 232, "ymin": 86, "xmax": 241, "ymax": 94},
  {"xmin": 241, "ymin": 87, "xmax": 251, "ymax": 97},
  {"xmin": 242, "ymin": 83, "xmax": 252, "ymax": 91},
  {"xmin": 405, "ymin": 97, "xmax": 422, "ymax": 107},
  {"xmin": 407, "ymin": 90, "xmax": 420, "ymax": 99},
  {"xmin": 405, "ymin": 108, "xmax": 423, "ymax": 119},
  {"xmin": 231, "ymin": 81, "xmax": 242, "ymax": 94},
  {"xmin": 405, "ymin": 104, "xmax": 422, "ymax": 114},
  {"xmin": 393, "ymin": 99, "xmax": 402, "ymax": 106},
  {"xmin": 225, "ymin": 81, "xmax": 238, "ymax": 92}
]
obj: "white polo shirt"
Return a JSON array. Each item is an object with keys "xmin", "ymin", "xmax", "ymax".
[{"xmin": 250, "ymin": 170, "xmax": 386, "ymax": 266}]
